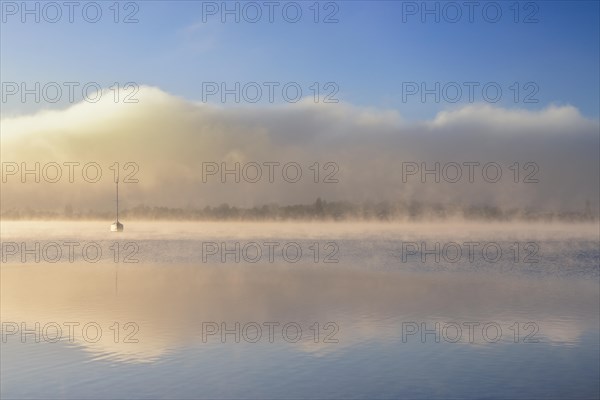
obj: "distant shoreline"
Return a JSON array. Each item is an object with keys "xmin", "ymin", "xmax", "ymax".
[{"xmin": 2, "ymin": 198, "xmax": 598, "ymax": 223}]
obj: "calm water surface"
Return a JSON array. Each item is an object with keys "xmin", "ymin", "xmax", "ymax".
[{"xmin": 1, "ymin": 221, "xmax": 599, "ymax": 399}]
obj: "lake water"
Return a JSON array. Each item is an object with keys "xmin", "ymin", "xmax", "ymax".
[{"xmin": 1, "ymin": 221, "xmax": 599, "ymax": 399}]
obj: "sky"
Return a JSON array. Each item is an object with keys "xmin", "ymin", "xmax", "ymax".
[
  {"xmin": 1, "ymin": 1, "xmax": 599, "ymax": 212},
  {"xmin": 1, "ymin": 0, "xmax": 599, "ymax": 119}
]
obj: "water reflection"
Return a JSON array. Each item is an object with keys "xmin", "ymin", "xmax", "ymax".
[
  {"xmin": 1, "ymin": 221, "xmax": 598, "ymax": 399},
  {"xmin": 2, "ymin": 262, "xmax": 598, "ymax": 364}
]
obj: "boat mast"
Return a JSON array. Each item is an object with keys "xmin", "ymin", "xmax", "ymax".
[{"xmin": 116, "ymin": 177, "xmax": 119, "ymax": 222}]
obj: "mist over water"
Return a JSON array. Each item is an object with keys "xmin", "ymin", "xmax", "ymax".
[{"xmin": 1, "ymin": 221, "xmax": 599, "ymax": 399}]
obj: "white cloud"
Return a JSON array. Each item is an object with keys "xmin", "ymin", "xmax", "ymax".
[{"xmin": 1, "ymin": 86, "xmax": 598, "ymax": 212}]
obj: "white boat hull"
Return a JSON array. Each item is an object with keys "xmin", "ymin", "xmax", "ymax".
[{"xmin": 110, "ymin": 221, "xmax": 124, "ymax": 232}]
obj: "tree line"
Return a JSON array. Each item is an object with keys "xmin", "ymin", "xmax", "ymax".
[{"xmin": 1, "ymin": 198, "xmax": 597, "ymax": 222}]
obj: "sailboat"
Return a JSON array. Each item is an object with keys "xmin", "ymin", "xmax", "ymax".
[{"xmin": 110, "ymin": 179, "xmax": 124, "ymax": 232}]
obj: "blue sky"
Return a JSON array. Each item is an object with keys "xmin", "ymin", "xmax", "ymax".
[{"xmin": 1, "ymin": 0, "xmax": 599, "ymax": 120}]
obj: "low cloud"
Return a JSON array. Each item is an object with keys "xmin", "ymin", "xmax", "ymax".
[{"xmin": 1, "ymin": 86, "xmax": 598, "ymax": 213}]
